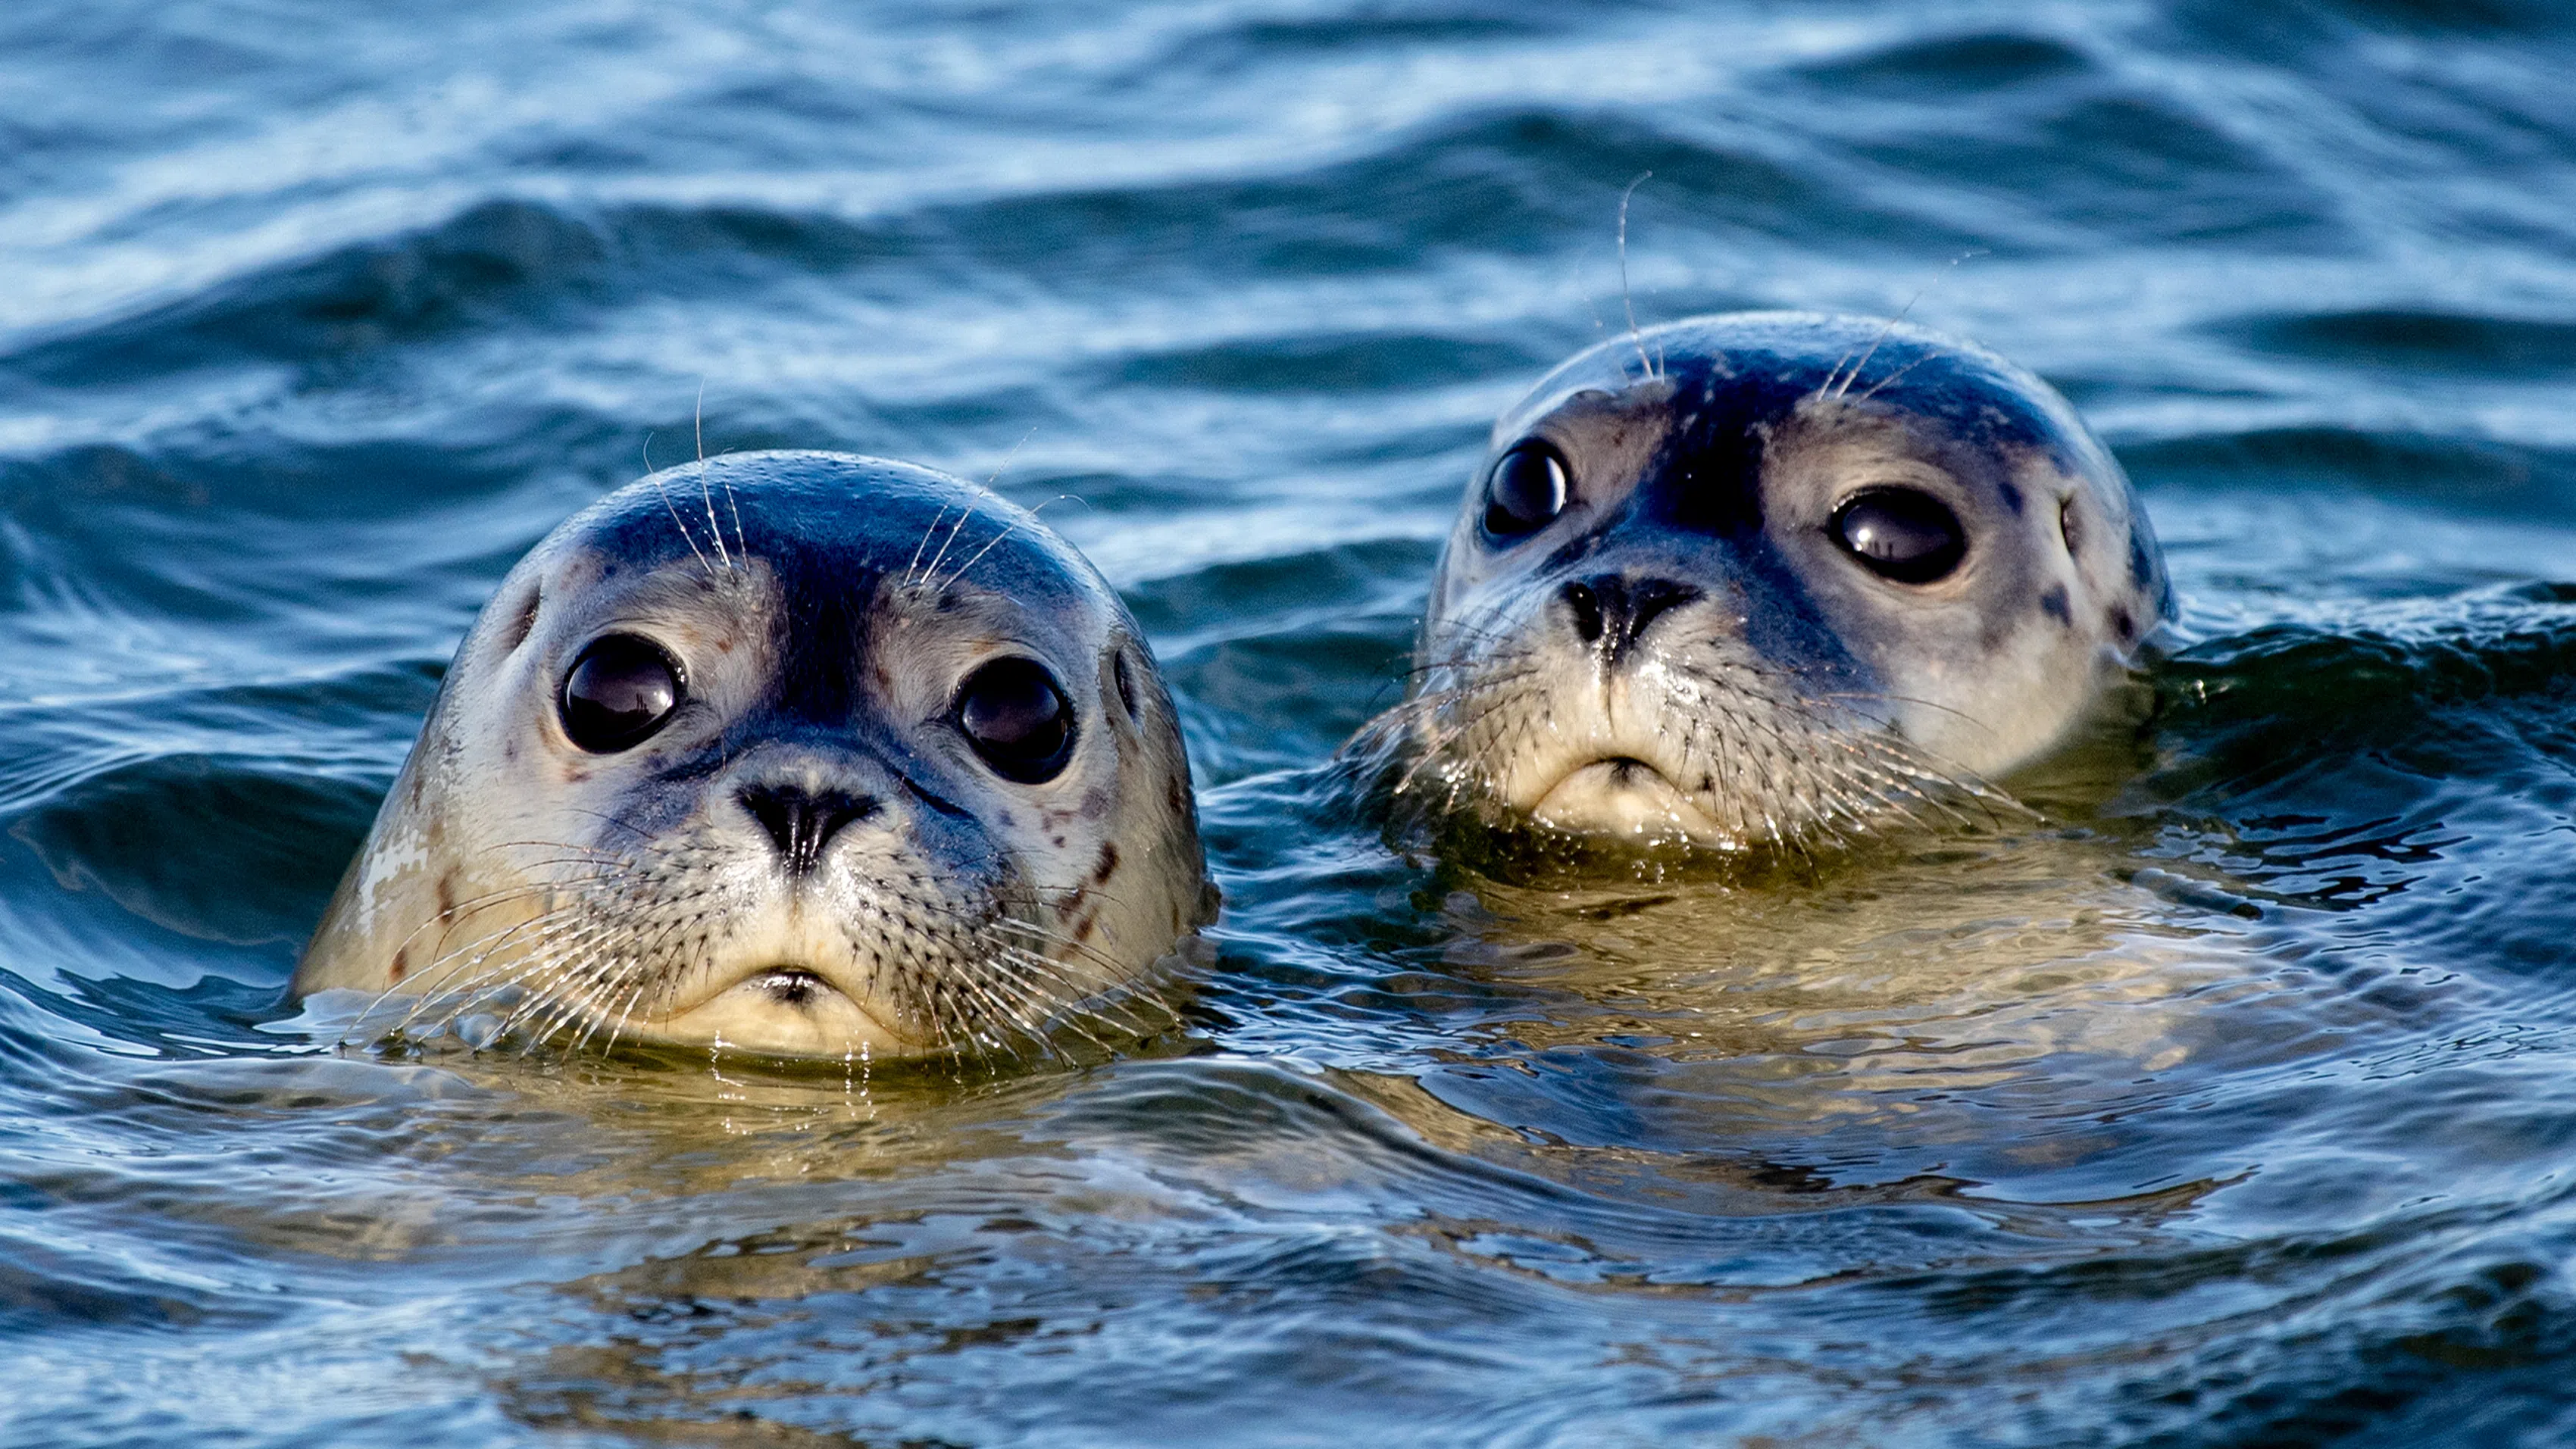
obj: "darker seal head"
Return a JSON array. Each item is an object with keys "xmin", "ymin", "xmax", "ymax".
[
  {"xmin": 296, "ymin": 451, "xmax": 1209, "ymax": 1060},
  {"xmin": 1385, "ymin": 311, "xmax": 2173, "ymax": 853}
]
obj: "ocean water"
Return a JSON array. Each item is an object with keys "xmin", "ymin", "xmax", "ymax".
[{"xmin": 5, "ymin": 1, "xmax": 2576, "ymax": 1444}]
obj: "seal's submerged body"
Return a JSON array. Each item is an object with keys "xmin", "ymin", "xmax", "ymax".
[
  {"xmin": 1379, "ymin": 311, "xmax": 2172, "ymax": 854},
  {"xmin": 297, "ymin": 451, "xmax": 1208, "ymax": 1060}
]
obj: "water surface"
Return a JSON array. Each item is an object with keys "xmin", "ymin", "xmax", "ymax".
[{"xmin": 6, "ymin": 1, "xmax": 2576, "ymax": 1443}]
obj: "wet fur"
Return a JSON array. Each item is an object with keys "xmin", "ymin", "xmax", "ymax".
[
  {"xmin": 296, "ymin": 452, "xmax": 1209, "ymax": 1060},
  {"xmin": 1364, "ymin": 311, "xmax": 2173, "ymax": 856}
]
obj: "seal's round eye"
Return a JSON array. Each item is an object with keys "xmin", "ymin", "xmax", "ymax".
[
  {"xmin": 1832, "ymin": 489, "xmax": 1967, "ymax": 585},
  {"xmin": 955, "ymin": 657, "xmax": 1075, "ymax": 785},
  {"xmin": 1481, "ymin": 442, "xmax": 1569, "ymax": 539},
  {"xmin": 560, "ymin": 634, "xmax": 684, "ymax": 753}
]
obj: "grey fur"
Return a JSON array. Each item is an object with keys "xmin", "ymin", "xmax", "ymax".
[
  {"xmin": 295, "ymin": 451, "xmax": 1208, "ymax": 1060},
  {"xmin": 1370, "ymin": 312, "xmax": 2171, "ymax": 852}
]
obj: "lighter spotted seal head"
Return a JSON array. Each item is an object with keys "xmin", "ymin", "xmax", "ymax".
[
  {"xmin": 1380, "ymin": 311, "xmax": 2172, "ymax": 854},
  {"xmin": 295, "ymin": 451, "xmax": 1209, "ymax": 1060}
]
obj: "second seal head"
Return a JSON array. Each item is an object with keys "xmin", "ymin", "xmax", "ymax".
[{"xmin": 1386, "ymin": 311, "xmax": 2173, "ymax": 851}]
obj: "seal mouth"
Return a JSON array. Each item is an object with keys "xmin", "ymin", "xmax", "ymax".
[
  {"xmin": 1527, "ymin": 754, "xmax": 1723, "ymax": 842},
  {"xmin": 644, "ymin": 955, "xmax": 918, "ymax": 1055}
]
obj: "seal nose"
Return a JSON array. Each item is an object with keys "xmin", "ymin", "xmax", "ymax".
[
  {"xmin": 1561, "ymin": 575, "xmax": 1699, "ymax": 660},
  {"xmin": 737, "ymin": 782, "xmax": 879, "ymax": 876}
]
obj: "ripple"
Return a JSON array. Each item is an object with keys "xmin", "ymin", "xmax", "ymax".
[{"xmin": 6, "ymin": 0, "xmax": 2576, "ymax": 1441}]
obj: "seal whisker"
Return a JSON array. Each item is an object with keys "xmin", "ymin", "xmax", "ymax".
[
  {"xmin": 687, "ymin": 380, "xmax": 741, "ymax": 575},
  {"xmin": 649, "ymin": 471, "xmax": 721, "ymax": 581},
  {"xmin": 295, "ymin": 451, "xmax": 1210, "ymax": 1068},
  {"xmin": 983, "ymin": 944, "xmax": 1155, "ymax": 1053},
  {"xmin": 937, "ymin": 494, "xmax": 1083, "ymax": 594},
  {"xmin": 374, "ymin": 907, "xmax": 601, "ymax": 1045},
  {"xmin": 1616, "ymin": 170, "xmax": 1656, "ymax": 383},
  {"xmin": 1827, "ymin": 293, "xmax": 1921, "ymax": 401},
  {"xmin": 914, "ymin": 503, "xmax": 978, "ymax": 594},
  {"xmin": 902, "ymin": 503, "xmax": 952, "ymax": 587}
]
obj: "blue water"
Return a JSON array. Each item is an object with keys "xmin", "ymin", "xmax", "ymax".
[{"xmin": 6, "ymin": 1, "xmax": 2576, "ymax": 1443}]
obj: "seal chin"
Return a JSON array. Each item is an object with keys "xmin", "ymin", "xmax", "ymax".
[{"xmin": 1527, "ymin": 757, "xmax": 1725, "ymax": 845}]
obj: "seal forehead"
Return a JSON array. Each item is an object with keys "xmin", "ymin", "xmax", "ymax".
[
  {"xmin": 565, "ymin": 451, "xmax": 1105, "ymax": 614},
  {"xmin": 1508, "ymin": 312, "xmax": 2080, "ymax": 473}
]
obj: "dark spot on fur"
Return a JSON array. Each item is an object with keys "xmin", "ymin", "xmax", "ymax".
[
  {"xmin": 1997, "ymin": 480, "xmax": 2024, "ymax": 515},
  {"xmin": 436, "ymin": 873, "xmax": 458, "ymax": 917},
  {"xmin": 1051, "ymin": 835, "xmax": 1066, "ymax": 849},
  {"xmin": 407, "ymin": 772, "xmax": 426, "ymax": 808},
  {"xmin": 389, "ymin": 948, "xmax": 408, "ymax": 983},
  {"xmin": 2040, "ymin": 584, "xmax": 2072, "ymax": 625},
  {"xmin": 1093, "ymin": 841, "xmax": 1121, "ymax": 885},
  {"xmin": 2112, "ymin": 607, "xmax": 2136, "ymax": 641},
  {"xmin": 1073, "ymin": 912, "xmax": 1098, "ymax": 944}
]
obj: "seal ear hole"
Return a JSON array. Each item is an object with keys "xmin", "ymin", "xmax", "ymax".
[
  {"xmin": 560, "ymin": 633, "xmax": 686, "ymax": 753},
  {"xmin": 1111, "ymin": 647, "xmax": 1140, "ymax": 725},
  {"xmin": 955, "ymin": 657, "xmax": 1077, "ymax": 785},
  {"xmin": 1481, "ymin": 440, "xmax": 1570, "ymax": 541},
  {"xmin": 1830, "ymin": 488, "xmax": 1966, "ymax": 586},
  {"xmin": 498, "ymin": 586, "xmax": 542, "ymax": 654}
]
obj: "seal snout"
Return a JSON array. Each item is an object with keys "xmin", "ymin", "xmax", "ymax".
[
  {"xmin": 736, "ymin": 781, "xmax": 880, "ymax": 876},
  {"xmin": 1560, "ymin": 573, "xmax": 1700, "ymax": 663}
]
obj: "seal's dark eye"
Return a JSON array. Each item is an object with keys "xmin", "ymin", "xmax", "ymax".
[
  {"xmin": 560, "ymin": 634, "xmax": 683, "ymax": 753},
  {"xmin": 1482, "ymin": 441, "xmax": 1569, "ymax": 539},
  {"xmin": 1832, "ymin": 489, "xmax": 1966, "ymax": 585},
  {"xmin": 955, "ymin": 657, "xmax": 1075, "ymax": 785}
]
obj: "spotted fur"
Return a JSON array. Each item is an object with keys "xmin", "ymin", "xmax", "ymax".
[
  {"xmin": 1361, "ymin": 312, "xmax": 2172, "ymax": 856},
  {"xmin": 295, "ymin": 452, "xmax": 1208, "ymax": 1060}
]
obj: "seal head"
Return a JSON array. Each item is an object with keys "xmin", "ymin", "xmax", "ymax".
[
  {"xmin": 1388, "ymin": 311, "xmax": 2172, "ymax": 851},
  {"xmin": 296, "ymin": 451, "xmax": 1208, "ymax": 1059}
]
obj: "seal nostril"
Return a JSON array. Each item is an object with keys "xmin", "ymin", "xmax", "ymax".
[
  {"xmin": 738, "ymin": 784, "xmax": 879, "ymax": 875},
  {"xmin": 1562, "ymin": 580, "xmax": 1605, "ymax": 644},
  {"xmin": 1626, "ymin": 578, "xmax": 1697, "ymax": 641}
]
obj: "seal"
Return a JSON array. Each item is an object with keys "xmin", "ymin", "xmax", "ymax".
[
  {"xmin": 294, "ymin": 451, "xmax": 1210, "ymax": 1060},
  {"xmin": 1374, "ymin": 311, "xmax": 2172, "ymax": 852}
]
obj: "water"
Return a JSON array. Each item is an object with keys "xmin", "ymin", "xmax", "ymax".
[{"xmin": 5, "ymin": 0, "xmax": 2575, "ymax": 1443}]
